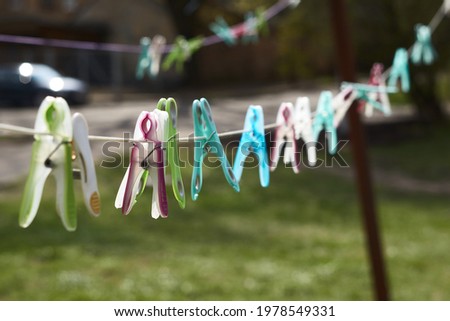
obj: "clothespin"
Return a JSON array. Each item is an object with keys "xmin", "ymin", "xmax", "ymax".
[
  {"xmin": 156, "ymin": 98, "xmax": 185, "ymax": 209},
  {"xmin": 191, "ymin": 98, "xmax": 239, "ymax": 200},
  {"xmin": 210, "ymin": 17, "xmax": 237, "ymax": 46},
  {"xmin": 115, "ymin": 110, "xmax": 169, "ymax": 219},
  {"xmin": 162, "ymin": 36, "xmax": 204, "ymax": 72},
  {"xmin": 388, "ymin": 48, "xmax": 410, "ymax": 93},
  {"xmin": 312, "ymin": 91, "xmax": 337, "ymax": 155},
  {"xmin": 242, "ymin": 9, "xmax": 269, "ymax": 44},
  {"xmin": 72, "ymin": 113, "xmax": 101, "ymax": 217},
  {"xmin": 362, "ymin": 63, "xmax": 391, "ymax": 117},
  {"xmin": 445, "ymin": 0, "xmax": 450, "ymax": 14},
  {"xmin": 294, "ymin": 97, "xmax": 317, "ymax": 166},
  {"xmin": 20, "ymin": 97, "xmax": 100, "ymax": 231},
  {"xmin": 289, "ymin": 0, "xmax": 301, "ymax": 8},
  {"xmin": 411, "ymin": 24, "xmax": 436, "ymax": 65},
  {"xmin": 232, "ymin": 105, "xmax": 269, "ymax": 187},
  {"xmin": 331, "ymin": 86, "xmax": 358, "ymax": 128},
  {"xmin": 136, "ymin": 36, "xmax": 167, "ymax": 79},
  {"xmin": 270, "ymin": 102, "xmax": 300, "ymax": 173}
]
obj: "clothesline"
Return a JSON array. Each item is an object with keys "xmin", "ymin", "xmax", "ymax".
[{"xmin": 0, "ymin": 0, "xmax": 297, "ymax": 54}]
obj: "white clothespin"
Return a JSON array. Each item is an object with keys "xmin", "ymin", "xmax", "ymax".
[
  {"xmin": 270, "ymin": 102, "xmax": 300, "ymax": 173},
  {"xmin": 445, "ymin": 0, "xmax": 450, "ymax": 14},
  {"xmin": 332, "ymin": 87, "xmax": 358, "ymax": 127},
  {"xmin": 289, "ymin": 0, "xmax": 301, "ymax": 8},
  {"xmin": 72, "ymin": 113, "xmax": 101, "ymax": 216},
  {"xmin": 19, "ymin": 97, "xmax": 100, "ymax": 231},
  {"xmin": 149, "ymin": 35, "xmax": 166, "ymax": 77},
  {"xmin": 294, "ymin": 97, "xmax": 316, "ymax": 166},
  {"xmin": 115, "ymin": 109, "xmax": 169, "ymax": 219}
]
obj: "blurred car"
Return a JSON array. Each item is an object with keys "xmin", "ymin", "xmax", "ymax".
[{"xmin": 0, "ymin": 63, "xmax": 88, "ymax": 106}]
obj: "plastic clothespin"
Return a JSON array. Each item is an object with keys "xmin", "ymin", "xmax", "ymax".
[
  {"xmin": 294, "ymin": 97, "xmax": 317, "ymax": 166},
  {"xmin": 312, "ymin": 91, "xmax": 337, "ymax": 155},
  {"xmin": 210, "ymin": 17, "xmax": 237, "ymax": 46},
  {"xmin": 411, "ymin": 24, "xmax": 436, "ymax": 65},
  {"xmin": 115, "ymin": 110, "xmax": 169, "ymax": 219},
  {"xmin": 162, "ymin": 36, "xmax": 204, "ymax": 72},
  {"xmin": 232, "ymin": 105, "xmax": 269, "ymax": 187},
  {"xmin": 358, "ymin": 63, "xmax": 392, "ymax": 117},
  {"xmin": 388, "ymin": 48, "xmax": 410, "ymax": 93},
  {"xmin": 191, "ymin": 98, "xmax": 240, "ymax": 200},
  {"xmin": 242, "ymin": 9, "xmax": 269, "ymax": 44},
  {"xmin": 156, "ymin": 98, "xmax": 185, "ymax": 209},
  {"xmin": 331, "ymin": 87, "xmax": 358, "ymax": 128},
  {"xmin": 289, "ymin": 0, "xmax": 301, "ymax": 8},
  {"xmin": 136, "ymin": 36, "xmax": 167, "ymax": 79},
  {"xmin": 20, "ymin": 97, "xmax": 100, "ymax": 231},
  {"xmin": 72, "ymin": 113, "xmax": 101, "ymax": 217},
  {"xmin": 270, "ymin": 102, "xmax": 300, "ymax": 173}
]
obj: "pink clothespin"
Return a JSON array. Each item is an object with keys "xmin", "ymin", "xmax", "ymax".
[
  {"xmin": 115, "ymin": 110, "xmax": 169, "ymax": 219},
  {"xmin": 270, "ymin": 102, "xmax": 300, "ymax": 173},
  {"xmin": 358, "ymin": 63, "xmax": 391, "ymax": 117}
]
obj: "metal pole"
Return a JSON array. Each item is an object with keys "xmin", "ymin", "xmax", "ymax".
[{"xmin": 328, "ymin": 0, "xmax": 390, "ymax": 300}]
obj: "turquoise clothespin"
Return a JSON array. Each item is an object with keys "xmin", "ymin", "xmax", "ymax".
[
  {"xmin": 210, "ymin": 17, "xmax": 237, "ymax": 46},
  {"xmin": 191, "ymin": 98, "xmax": 240, "ymax": 201},
  {"xmin": 312, "ymin": 91, "xmax": 337, "ymax": 155},
  {"xmin": 232, "ymin": 105, "xmax": 269, "ymax": 187},
  {"xmin": 411, "ymin": 24, "xmax": 436, "ymax": 65},
  {"xmin": 388, "ymin": 48, "xmax": 410, "ymax": 93},
  {"xmin": 162, "ymin": 36, "xmax": 204, "ymax": 72},
  {"xmin": 136, "ymin": 37, "xmax": 151, "ymax": 79}
]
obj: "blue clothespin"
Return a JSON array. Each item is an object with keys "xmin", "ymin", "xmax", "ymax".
[
  {"xmin": 242, "ymin": 12, "xmax": 259, "ymax": 44},
  {"xmin": 233, "ymin": 105, "xmax": 269, "ymax": 187},
  {"xmin": 136, "ymin": 37, "xmax": 151, "ymax": 79},
  {"xmin": 411, "ymin": 24, "xmax": 436, "ymax": 65},
  {"xmin": 191, "ymin": 98, "xmax": 240, "ymax": 200},
  {"xmin": 312, "ymin": 91, "xmax": 337, "ymax": 155},
  {"xmin": 388, "ymin": 48, "xmax": 410, "ymax": 93},
  {"xmin": 210, "ymin": 17, "xmax": 237, "ymax": 46}
]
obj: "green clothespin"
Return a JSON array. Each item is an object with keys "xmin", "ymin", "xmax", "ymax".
[
  {"xmin": 19, "ymin": 97, "xmax": 76, "ymax": 231},
  {"xmin": 312, "ymin": 91, "xmax": 337, "ymax": 155},
  {"xmin": 388, "ymin": 48, "xmax": 410, "ymax": 93},
  {"xmin": 136, "ymin": 37, "xmax": 151, "ymax": 79},
  {"xmin": 411, "ymin": 24, "xmax": 436, "ymax": 65},
  {"xmin": 162, "ymin": 36, "xmax": 204, "ymax": 72},
  {"xmin": 210, "ymin": 17, "xmax": 237, "ymax": 46},
  {"xmin": 242, "ymin": 8, "xmax": 269, "ymax": 44},
  {"xmin": 157, "ymin": 98, "xmax": 186, "ymax": 209}
]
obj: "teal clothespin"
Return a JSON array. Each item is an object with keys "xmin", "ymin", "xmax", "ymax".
[
  {"xmin": 232, "ymin": 105, "xmax": 269, "ymax": 187},
  {"xmin": 162, "ymin": 36, "xmax": 204, "ymax": 72},
  {"xmin": 191, "ymin": 98, "xmax": 240, "ymax": 201},
  {"xmin": 312, "ymin": 91, "xmax": 337, "ymax": 155},
  {"xmin": 136, "ymin": 37, "xmax": 151, "ymax": 79},
  {"xmin": 388, "ymin": 48, "xmax": 410, "ymax": 93},
  {"xmin": 210, "ymin": 17, "xmax": 237, "ymax": 46},
  {"xmin": 411, "ymin": 24, "xmax": 436, "ymax": 65}
]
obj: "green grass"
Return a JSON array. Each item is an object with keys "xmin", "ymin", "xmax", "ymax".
[{"xmin": 0, "ymin": 126, "xmax": 449, "ymax": 300}]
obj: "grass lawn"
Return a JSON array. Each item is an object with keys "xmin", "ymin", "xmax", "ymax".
[{"xmin": 0, "ymin": 125, "xmax": 449, "ymax": 300}]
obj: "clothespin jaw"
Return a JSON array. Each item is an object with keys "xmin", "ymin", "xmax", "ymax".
[
  {"xmin": 232, "ymin": 105, "xmax": 269, "ymax": 187},
  {"xmin": 312, "ymin": 91, "xmax": 337, "ymax": 155},
  {"xmin": 210, "ymin": 17, "xmax": 237, "ymax": 46},
  {"xmin": 115, "ymin": 110, "xmax": 169, "ymax": 218},
  {"xmin": 136, "ymin": 37, "xmax": 151, "ymax": 80},
  {"xmin": 191, "ymin": 98, "xmax": 239, "ymax": 201},
  {"xmin": 411, "ymin": 24, "xmax": 436, "ymax": 65},
  {"xmin": 157, "ymin": 98, "xmax": 186, "ymax": 209},
  {"xmin": 388, "ymin": 48, "xmax": 410, "ymax": 93},
  {"xmin": 162, "ymin": 36, "xmax": 204, "ymax": 72},
  {"xmin": 72, "ymin": 113, "xmax": 101, "ymax": 217},
  {"xmin": 270, "ymin": 102, "xmax": 300, "ymax": 173},
  {"xmin": 19, "ymin": 96, "xmax": 76, "ymax": 231},
  {"xmin": 294, "ymin": 97, "xmax": 316, "ymax": 166}
]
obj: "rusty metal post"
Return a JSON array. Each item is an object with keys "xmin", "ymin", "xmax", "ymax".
[{"xmin": 329, "ymin": 0, "xmax": 390, "ymax": 300}]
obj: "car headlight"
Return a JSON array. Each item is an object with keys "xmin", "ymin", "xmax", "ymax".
[{"xmin": 49, "ymin": 77, "xmax": 64, "ymax": 92}]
